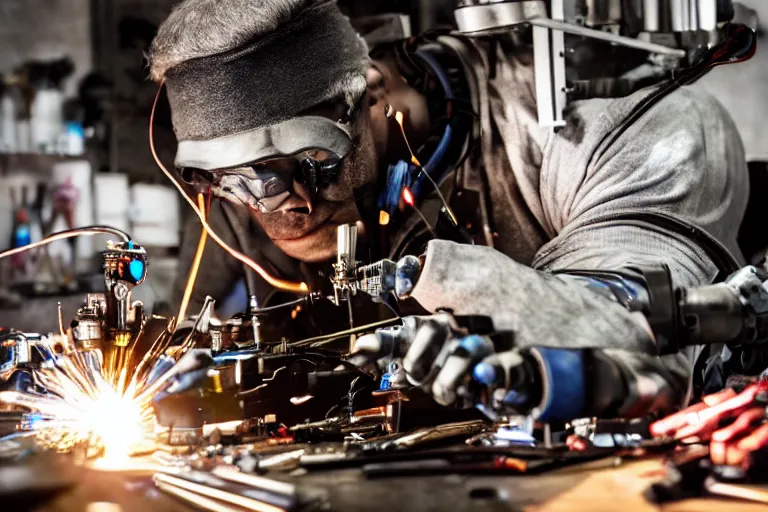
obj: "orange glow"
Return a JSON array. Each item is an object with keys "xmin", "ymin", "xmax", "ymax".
[
  {"xmin": 402, "ymin": 187, "xmax": 415, "ymax": 207},
  {"xmin": 393, "ymin": 110, "xmax": 422, "ymax": 167}
]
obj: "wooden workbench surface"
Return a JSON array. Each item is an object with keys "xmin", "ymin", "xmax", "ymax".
[{"xmin": 28, "ymin": 455, "xmax": 767, "ymax": 512}]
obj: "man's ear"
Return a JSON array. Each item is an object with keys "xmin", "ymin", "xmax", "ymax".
[
  {"xmin": 366, "ymin": 63, "xmax": 387, "ymax": 107},
  {"xmin": 366, "ymin": 63, "xmax": 392, "ymax": 162},
  {"xmin": 365, "ymin": 58, "xmax": 430, "ymax": 164}
]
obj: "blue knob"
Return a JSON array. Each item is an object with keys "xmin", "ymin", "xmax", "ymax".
[{"xmin": 129, "ymin": 259, "xmax": 145, "ymax": 282}]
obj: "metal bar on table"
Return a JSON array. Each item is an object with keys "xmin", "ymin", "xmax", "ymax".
[
  {"xmin": 211, "ymin": 466, "xmax": 297, "ymax": 497},
  {"xmin": 154, "ymin": 480, "xmax": 243, "ymax": 512},
  {"xmin": 153, "ymin": 473, "xmax": 287, "ymax": 512}
]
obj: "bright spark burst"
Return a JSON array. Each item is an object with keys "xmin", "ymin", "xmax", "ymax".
[{"xmin": 0, "ymin": 326, "xmax": 180, "ymax": 464}]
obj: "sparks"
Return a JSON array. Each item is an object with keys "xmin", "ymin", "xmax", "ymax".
[{"xmin": 0, "ymin": 326, "xmax": 180, "ymax": 464}]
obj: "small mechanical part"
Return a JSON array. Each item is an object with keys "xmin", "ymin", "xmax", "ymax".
[
  {"xmin": 102, "ymin": 240, "xmax": 148, "ymax": 345},
  {"xmin": 113, "ymin": 332, "xmax": 131, "ymax": 348},
  {"xmin": 248, "ymin": 296, "xmax": 262, "ymax": 351},
  {"xmin": 210, "ymin": 327, "xmax": 223, "ymax": 353},
  {"xmin": 331, "ymin": 224, "xmax": 358, "ymax": 305},
  {"xmin": 567, "ymin": 417, "xmax": 652, "ymax": 449},
  {"xmin": 72, "ymin": 307, "xmax": 102, "ymax": 351},
  {"xmin": 350, "ymin": 406, "xmax": 387, "ymax": 425},
  {"xmin": 346, "ymin": 255, "xmax": 422, "ymax": 301},
  {"xmin": 353, "ymin": 259, "xmax": 396, "ymax": 300}
]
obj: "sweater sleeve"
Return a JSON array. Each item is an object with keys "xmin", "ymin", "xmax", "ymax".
[{"xmin": 411, "ymin": 86, "xmax": 748, "ymax": 416}]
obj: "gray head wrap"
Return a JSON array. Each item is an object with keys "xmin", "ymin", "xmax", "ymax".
[{"xmin": 164, "ymin": 1, "xmax": 370, "ymax": 170}]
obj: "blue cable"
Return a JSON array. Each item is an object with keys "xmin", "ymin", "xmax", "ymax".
[
  {"xmin": 378, "ymin": 49, "xmax": 456, "ymax": 216},
  {"xmin": 378, "ymin": 160, "xmax": 413, "ymax": 216},
  {"xmin": 412, "ymin": 51, "xmax": 454, "ymax": 198}
]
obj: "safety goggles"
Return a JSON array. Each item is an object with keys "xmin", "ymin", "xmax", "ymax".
[
  {"xmin": 174, "ymin": 115, "xmax": 356, "ymax": 212},
  {"xmin": 180, "ymin": 149, "xmax": 344, "ymax": 213}
]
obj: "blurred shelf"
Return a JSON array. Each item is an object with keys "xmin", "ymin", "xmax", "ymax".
[{"xmin": 0, "ymin": 153, "xmax": 89, "ymax": 173}]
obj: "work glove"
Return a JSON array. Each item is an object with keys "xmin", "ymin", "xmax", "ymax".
[
  {"xmin": 352, "ymin": 312, "xmax": 638, "ymax": 421},
  {"xmin": 352, "ymin": 313, "xmax": 542, "ymax": 416}
]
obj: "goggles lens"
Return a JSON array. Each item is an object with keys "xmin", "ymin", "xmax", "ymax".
[{"xmin": 179, "ymin": 149, "xmax": 343, "ymax": 212}]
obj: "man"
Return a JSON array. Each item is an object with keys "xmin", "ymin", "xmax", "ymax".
[{"xmin": 150, "ymin": 0, "xmax": 748, "ymax": 420}]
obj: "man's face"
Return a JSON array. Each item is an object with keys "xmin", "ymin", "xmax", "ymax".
[
  {"xmin": 248, "ymin": 103, "xmax": 379, "ymax": 263},
  {"xmin": 226, "ymin": 58, "xmax": 427, "ymax": 263}
]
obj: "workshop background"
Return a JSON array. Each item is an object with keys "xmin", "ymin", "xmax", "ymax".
[{"xmin": 0, "ymin": 0, "xmax": 764, "ymax": 332}]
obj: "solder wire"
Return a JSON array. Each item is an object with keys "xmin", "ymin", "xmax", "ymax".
[
  {"xmin": 149, "ymin": 82, "xmax": 309, "ymax": 295},
  {"xmin": 393, "ymin": 110, "xmax": 458, "ymax": 227},
  {"xmin": 177, "ymin": 193, "xmax": 209, "ymax": 323}
]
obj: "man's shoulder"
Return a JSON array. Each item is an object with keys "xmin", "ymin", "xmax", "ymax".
[
  {"xmin": 553, "ymin": 83, "xmax": 739, "ymax": 161},
  {"xmin": 571, "ymin": 84, "xmax": 732, "ymax": 134}
]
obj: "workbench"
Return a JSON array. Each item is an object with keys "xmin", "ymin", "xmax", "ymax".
[{"xmin": 17, "ymin": 455, "xmax": 768, "ymax": 512}]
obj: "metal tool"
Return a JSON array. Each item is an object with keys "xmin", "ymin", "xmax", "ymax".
[
  {"xmin": 453, "ymin": 1, "xmax": 747, "ymax": 129},
  {"xmin": 331, "ymin": 223, "xmax": 358, "ymax": 305},
  {"xmin": 248, "ymin": 296, "xmax": 263, "ymax": 351},
  {"xmin": 102, "ymin": 239, "xmax": 147, "ymax": 346}
]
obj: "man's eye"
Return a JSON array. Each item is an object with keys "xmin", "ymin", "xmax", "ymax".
[
  {"xmin": 262, "ymin": 177, "xmax": 288, "ymax": 198},
  {"xmin": 304, "ymin": 149, "xmax": 332, "ymax": 162}
]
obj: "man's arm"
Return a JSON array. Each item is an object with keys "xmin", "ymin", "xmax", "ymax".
[{"xmin": 409, "ymin": 86, "xmax": 748, "ymax": 416}]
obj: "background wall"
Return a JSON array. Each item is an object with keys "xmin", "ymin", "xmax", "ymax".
[
  {"xmin": 692, "ymin": 0, "xmax": 768, "ymax": 162},
  {"xmin": 0, "ymin": 0, "xmax": 92, "ymax": 97}
]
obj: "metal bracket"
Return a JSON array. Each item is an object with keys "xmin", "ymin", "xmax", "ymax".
[{"xmin": 533, "ymin": 0, "xmax": 568, "ymax": 129}]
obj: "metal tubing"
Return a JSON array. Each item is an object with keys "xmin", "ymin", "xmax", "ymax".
[
  {"xmin": 698, "ymin": 0, "xmax": 717, "ymax": 31},
  {"xmin": 644, "ymin": 0, "xmax": 660, "ymax": 31}
]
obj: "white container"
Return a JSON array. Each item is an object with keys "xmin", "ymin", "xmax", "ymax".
[
  {"xmin": 130, "ymin": 184, "xmax": 181, "ymax": 247},
  {"xmin": 31, "ymin": 89, "xmax": 64, "ymax": 153},
  {"xmin": 1, "ymin": 94, "xmax": 17, "ymax": 153},
  {"xmin": 92, "ymin": 172, "xmax": 130, "ymax": 249},
  {"xmin": 94, "ymin": 173, "xmax": 130, "ymax": 227},
  {"xmin": 16, "ymin": 120, "xmax": 31, "ymax": 153}
]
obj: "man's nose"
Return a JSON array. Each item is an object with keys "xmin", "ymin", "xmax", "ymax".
[{"xmin": 276, "ymin": 180, "xmax": 313, "ymax": 215}]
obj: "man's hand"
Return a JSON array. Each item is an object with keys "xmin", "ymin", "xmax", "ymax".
[
  {"xmin": 351, "ymin": 313, "xmax": 542, "ymax": 412},
  {"xmin": 352, "ymin": 312, "xmax": 649, "ymax": 421}
]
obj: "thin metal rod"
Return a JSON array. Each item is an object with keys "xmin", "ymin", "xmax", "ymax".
[
  {"xmin": 288, "ymin": 318, "xmax": 401, "ymax": 348},
  {"xmin": 529, "ymin": 18, "xmax": 687, "ymax": 57},
  {"xmin": 152, "ymin": 473, "xmax": 286, "ymax": 512},
  {"xmin": 154, "ymin": 481, "xmax": 244, "ymax": 512}
]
